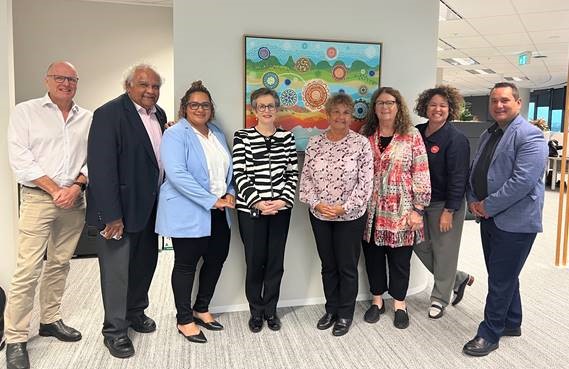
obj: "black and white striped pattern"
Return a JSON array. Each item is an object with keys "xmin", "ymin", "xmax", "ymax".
[{"xmin": 233, "ymin": 128, "xmax": 298, "ymax": 213}]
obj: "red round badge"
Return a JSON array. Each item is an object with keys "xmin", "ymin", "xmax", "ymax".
[{"xmin": 431, "ymin": 145, "xmax": 440, "ymax": 154}]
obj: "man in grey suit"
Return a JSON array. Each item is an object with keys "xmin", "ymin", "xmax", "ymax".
[{"xmin": 463, "ymin": 82, "xmax": 548, "ymax": 356}]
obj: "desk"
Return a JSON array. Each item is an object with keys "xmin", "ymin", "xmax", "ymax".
[{"xmin": 548, "ymin": 157, "xmax": 569, "ymax": 190}]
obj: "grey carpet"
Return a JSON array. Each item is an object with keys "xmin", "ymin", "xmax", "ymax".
[{"xmin": 2, "ymin": 190, "xmax": 569, "ymax": 369}]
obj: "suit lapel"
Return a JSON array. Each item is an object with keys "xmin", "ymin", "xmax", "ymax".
[
  {"xmin": 122, "ymin": 94, "xmax": 159, "ymax": 169},
  {"xmin": 185, "ymin": 120, "xmax": 210, "ymax": 175},
  {"xmin": 490, "ymin": 115, "xmax": 522, "ymax": 166}
]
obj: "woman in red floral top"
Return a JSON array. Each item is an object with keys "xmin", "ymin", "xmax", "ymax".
[{"xmin": 360, "ymin": 87, "xmax": 431, "ymax": 329}]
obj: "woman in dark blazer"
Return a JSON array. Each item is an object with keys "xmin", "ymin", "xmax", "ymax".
[{"xmin": 156, "ymin": 81, "xmax": 234, "ymax": 344}]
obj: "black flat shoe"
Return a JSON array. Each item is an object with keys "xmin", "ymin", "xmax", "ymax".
[
  {"xmin": 265, "ymin": 315, "xmax": 281, "ymax": 331},
  {"xmin": 463, "ymin": 336, "xmax": 498, "ymax": 356},
  {"xmin": 193, "ymin": 317, "xmax": 224, "ymax": 331},
  {"xmin": 6, "ymin": 342, "xmax": 29, "ymax": 369},
  {"xmin": 177, "ymin": 328, "xmax": 207, "ymax": 343},
  {"xmin": 364, "ymin": 304, "xmax": 385, "ymax": 323},
  {"xmin": 39, "ymin": 319, "xmax": 82, "ymax": 342},
  {"xmin": 393, "ymin": 309, "xmax": 409, "ymax": 329},
  {"xmin": 316, "ymin": 313, "xmax": 336, "ymax": 330},
  {"xmin": 502, "ymin": 327, "xmax": 522, "ymax": 337},
  {"xmin": 248, "ymin": 316, "xmax": 263, "ymax": 333},
  {"xmin": 128, "ymin": 314, "xmax": 156, "ymax": 333},
  {"xmin": 103, "ymin": 336, "xmax": 135, "ymax": 358},
  {"xmin": 452, "ymin": 275, "xmax": 474, "ymax": 306},
  {"xmin": 332, "ymin": 318, "xmax": 352, "ymax": 337}
]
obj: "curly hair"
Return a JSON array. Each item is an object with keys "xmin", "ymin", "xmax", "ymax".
[
  {"xmin": 250, "ymin": 87, "xmax": 280, "ymax": 109},
  {"xmin": 414, "ymin": 85, "xmax": 463, "ymax": 121},
  {"xmin": 325, "ymin": 93, "xmax": 354, "ymax": 114},
  {"xmin": 361, "ymin": 87, "xmax": 413, "ymax": 137},
  {"xmin": 178, "ymin": 80, "xmax": 215, "ymax": 121}
]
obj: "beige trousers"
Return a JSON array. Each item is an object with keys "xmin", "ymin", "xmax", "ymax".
[{"xmin": 5, "ymin": 187, "xmax": 85, "ymax": 343}]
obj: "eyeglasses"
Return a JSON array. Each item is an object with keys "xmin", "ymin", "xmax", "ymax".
[
  {"xmin": 188, "ymin": 102, "xmax": 212, "ymax": 111},
  {"xmin": 256, "ymin": 104, "xmax": 276, "ymax": 112},
  {"xmin": 375, "ymin": 100, "xmax": 397, "ymax": 108},
  {"xmin": 47, "ymin": 75, "xmax": 79, "ymax": 84}
]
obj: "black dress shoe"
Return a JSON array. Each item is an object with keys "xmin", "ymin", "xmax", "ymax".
[
  {"xmin": 248, "ymin": 316, "xmax": 263, "ymax": 333},
  {"xmin": 463, "ymin": 336, "xmax": 499, "ymax": 356},
  {"xmin": 193, "ymin": 317, "xmax": 224, "ymax": 331},
  {"xmin": 316, "ymin": 313, "xmax": 336, "ymax": 330},
  {"xmin": 39, "ymin": 319, "xmax": 82, "ymax": 342},
  {"xmin": 6, "ymin": 343, "xmax": 29, "ymax": 369},
  {"xmin": 452, "ymin": 275, "xmax": 474, "ymax": 306},
  {"xmin": 502, "ymin": 327, "xmax": 522, "ymax": 337},
  {"xmin": 128, "ymin": 314, "xmax": 156, "ymax": 333},
  {"xmin": 393, "ymin": 309, "xmax": 409, "ymax": 329},
  {"xmin": 265, "ymin": 315, "xmax": 281, "ymax": 331},
  {"xmin": 364, "ymin": 304, "xmax": 385, "ymax": 323},
  {"xmin": 177, "ymin": 328, "xmax": 207, "ymax": 343},
  {"xmin": 103, "ymin": 336, "xmax": 135, "ymax": 359},
  {"xmin": 332, "ymin": 318, "xmax": 352, "ymax": 337}
]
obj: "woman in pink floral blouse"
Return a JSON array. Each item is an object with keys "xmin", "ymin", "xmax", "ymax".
[
  {"xmin": 360, "ymin": 87, "xmax": 431, "ymax": 329},
  {"xmin": 300, "ymin": 93, "xmax": 373, "ymax": 337}
]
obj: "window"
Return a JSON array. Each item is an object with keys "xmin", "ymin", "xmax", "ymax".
[
  {"xmin": 551, "ymin": 110, "xmax": 563, "ymax": 132},
  {"xmin": 528, "ymin": 102, "xmax": 535, "ymax": 120}
]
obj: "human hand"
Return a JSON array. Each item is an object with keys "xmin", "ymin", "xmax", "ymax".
[
  {"xmin": 439, "ymin": 210, "xmax": 453, "ymax": 233},
  {"xmin": 254, "ymin": 200, "xmax": 277, "ymax": 215},
  {"xmin": 314, "ymin": 203, "xmax": 337, "ymax": 219},
  {"xmin": 331, "ymin": 204, "xmax": 346, "ymax": 217},
  {"xmin": 165, "ymin": 120, "xmax": 177, "ymax": 129},
  {"xmin": 469, "ymin": 201, "xmax": 488, "ymax": 218},
  {"xmin": 407, "ymin": 210, "xmax": 423, "ymax": 231},
  {"xmin": 224, "ymin": 194, "xmax": 235, "ymax": 208},
  {"xmin": 101, "ymin": 219, "xmax": 124, "ymax": 240},
  {"xmin": 53, "ymin": 186, "xmax": 81, "ymax": 209},
  {"xmin": 262, "ymin": 200, "xmax": 286, "ymax": 214},
  {"xmin": 214, "ymin": 197, "xmax": 233, "ymax": 211}
]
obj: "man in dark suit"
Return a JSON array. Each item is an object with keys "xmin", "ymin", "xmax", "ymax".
[
  {"xmin": 87, "ymin": 64, "xmax": 166, "ymax": 359},
  {"xmin": 463, "ymin": 82, "xmax": 548, "ymax": 356}
]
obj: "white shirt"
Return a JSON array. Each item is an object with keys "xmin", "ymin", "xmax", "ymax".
[
  {"xmin": 191, "ymin": 125, "xmax": 230, "ymax": 199},
  {"xmin": 132, "ymin": 100, "xmax": 163, "ymax": 185},
  {"xmin": 7, "ymin": 94, "xmax": 92, "ymax": 187}
]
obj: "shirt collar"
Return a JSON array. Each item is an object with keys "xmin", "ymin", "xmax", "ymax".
[
  {"xmin": 131, "ymin": 99, "xmax": 157, "ymax": 115},
  {"xmin": 41, "ymin": 93, "xmax": 79, "ymax": 113}
]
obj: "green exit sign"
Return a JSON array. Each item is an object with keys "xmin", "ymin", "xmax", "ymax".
[{"xmin": 518, "ymin": 52, "xmax": 531, "ymax": 65}]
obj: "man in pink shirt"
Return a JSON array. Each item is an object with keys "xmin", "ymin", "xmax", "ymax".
[{"xmin": 86, "ymin": 64, "xmax": 166, "ymax": 359}]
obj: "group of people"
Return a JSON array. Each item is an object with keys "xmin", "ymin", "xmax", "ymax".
[{"xmin": 4, "ymin": 60, "xmax": 547, "ymax": 369}]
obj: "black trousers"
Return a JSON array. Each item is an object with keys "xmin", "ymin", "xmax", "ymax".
[
  {"xmin": 97, "ymin": 208, "xmax": 158, "ymax": 338},
  {"xmin": 171, "ymin": 209, "xmax": 230, "ymax": 325},
  {"xmin": 238, "ymin": 209, "xmax": 291, "ymax": 317},
  {"xmin": 309, "ymin": 213, "xmax": 366, "ymax": 320},
  {"xmin": 362, "ymin": 240, "xmax": 413, "ymax": 301},
  {"xmin": 477, "ymin": 218, "xmax": 535, "ymax": 344}
]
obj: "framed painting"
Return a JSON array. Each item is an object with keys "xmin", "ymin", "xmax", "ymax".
[{"xmin": 244, "ymin": 35, "xmax": 382, "ymax": 150}]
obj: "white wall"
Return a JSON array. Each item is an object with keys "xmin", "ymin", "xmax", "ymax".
[
  {"xmin": 173, "ymin": 0, "xmax": 439, "ymax": 312},
  {"xmin": 13, "ymin": 0, "xmax": 174, "ymax": 118},
  {"xmin": 0, "ymin": 0, "xmax": 17, "ymax": 288}
]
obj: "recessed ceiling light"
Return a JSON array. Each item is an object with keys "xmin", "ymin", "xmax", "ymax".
[
  {"xmin": 466, "ymin": 69, "xmax": 496, "ymax": 75},
  {"xmin": 532, "ymin": 52, "xmax": 548, "ymax": 59},
  {"xmin": 439, "ymin": 1, "xmax": 463, "ymax": 21},
  {"xmin": 442, "ymin": 57, "xmax": 479, "ymax": 66},
  {"xmin": 504, "ymin": 76, "xmax": 530, "ymax": 82}
]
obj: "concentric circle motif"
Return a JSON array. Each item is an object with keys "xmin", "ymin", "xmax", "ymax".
[
  {"xmin": 280, "ymin": 89, "xmax": 298, "ymax": 107},
  {"xmin": 295, "ymin": 57, "xmax": 311, "ymax": 72},
  {"xmin": 262, "ymin": 72, "xmax": 279, "ymax": 89},
  {"xmin": 353, "ymin": 99, "xmax": 369, "ymax": 120},
  {"xmin": 360, "ymin": 69, "xmax": 367, "ymax": 75},
  {"xmin": 332, "ymin": 65, "xmax": 347, "ymax": 81},
  {"xmin": 258, "ymin": 47, "xmax": 270, "ymax": 60},
  {"xmin": 368, "ymin": 70, "xmax": 376, "ymax": 77},
  {"xmin": 339, "ymin": 89, "xmax": 346, "ymax": 94},
  {"xmin": 302, "ymin": 80, "xmax": 330, "ymax": 112},
  {"xmin": 284, "ymin": 79, "xmax": 292, "ymax": 86},
  {"xmin": 326, "ymin": 47, "xmax": 337, "ymax": 59},
  {"xmin": 358, "ymin": 85, "xmax": 368, "ymax": 95}
]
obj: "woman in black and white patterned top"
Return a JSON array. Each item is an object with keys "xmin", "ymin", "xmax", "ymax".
[{"xmin": 233, "ymin": 87, "xmax": 298, "ymax": 333}]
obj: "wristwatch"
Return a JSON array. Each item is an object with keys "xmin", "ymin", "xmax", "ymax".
[
  {"xmin": 443, "ymin": 208, "xmax": 455, "ymax": 214},
  {"xmin": 73, "ymin": 181, "xmax": 87, "ymax": 192},
  {"xmin": 412, "ymin": 205, "xmax": 425, "ymax": 216}
]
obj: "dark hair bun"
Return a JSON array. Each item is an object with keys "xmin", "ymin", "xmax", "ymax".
[{"xmin": 191, "ymin": 80, "xmax": 203, "ymax": 89}]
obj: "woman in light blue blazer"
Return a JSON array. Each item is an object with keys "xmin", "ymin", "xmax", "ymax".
[{"xmin": 156, "ymin": 81, "xmax": 234, "ymax": 344}]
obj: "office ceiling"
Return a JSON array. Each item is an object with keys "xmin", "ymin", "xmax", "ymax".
[
  {"xmin": 439, "ymin": 0, "xmax": 569, "ymax": 95},
  {"xmin": 79, "ymin": 0, "xmax": 568, "ymax": 96}
]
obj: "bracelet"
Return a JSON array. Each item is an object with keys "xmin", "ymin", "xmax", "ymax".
[{"xmin": 412, "ymin": 205, "xmax": 425, "ymax": 216}]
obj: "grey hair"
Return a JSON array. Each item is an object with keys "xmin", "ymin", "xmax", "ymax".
[{"xmin": 123, "ymin": 63, "xmax": 163, "ymax": 90}]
